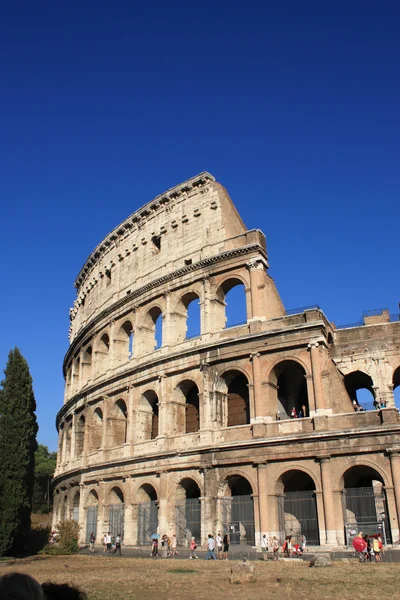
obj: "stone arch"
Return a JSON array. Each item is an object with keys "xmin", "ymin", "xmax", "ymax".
[
  {"xmin": 82, "ymin": 344, "xmax": 93, "ymax": 384},
  {"xmin": 141, "ymin": 305, "xmax": 163, "ymax": 354},
  {"xmin": 341, "ymin": 464, "xmax": 392, "ymax": 543},
  {"xmin": 87, "ymin": 489, "xmax": 99, "ymax": 505},
  {"xmin": 175, "ymin": 379, "xmax": 200, "ymax": 434},
  {"xmin": 275, "ymin": 468, "xmax": 320, "ymax": 545},
  {"xmin": 64, "ymin": 422, "xmax": 72, "ymax": 463},
  {"xmin": 109, "ymin": 399, "xmax": 128, "ymax": 447},
  {"xmin": 268, "ymin": 359, "xmax": 309, "ymax": 419},
  {"xmin": 75, "ymin": 414, "xmax": 85, "ymax": 458},
  {"xmin": 61, "ymin": 494, "xmax": 69, "ymax": 521},
  {"xmin": 175, "ymin": 478, "xmax": 201, "ymax": 545},
  {"xmin": 108, "ymin": 485, "xmax": 124, "ymax": 504},
  {"xmin": 215, "ymin": 276, "xmax": 248, "ymax": 330},
  {"xmin": 174, "ymin": 290, "xmax": 201, "ymax": 342},
  {"xmin": 219, "ymin": 369, "xmax": 250, "ymax": 427},
  {"xmin": 114, "ymin": 319, "xmax": 134, "ymax": 363},
  {"xmin": 96, "ymin": 331, "xmax": 110, "ymax": 375},
  {"xmin": 136, "ymin": 483, "xmax": 159, "ymax": 545},
  {"xmin": 88, "ymin": 407, "xmax": 103, "ymax": 452},
  {"xmin": 108, "ymin": 486, "xmax": 125, "ymax": 540},
  {"xmin": 393, "ymin": 366, "xmax": 400, "ymax": 407},
  {"xmin": 85, "ymin": 489, "xmax": 98, "ymax": 543},
  {"xmin": 221, "ymin": 474, "xmax": 255, "ymax": 545},
  {"xmin": 138, "ymin": 390, "xmax": 159, "ymax": 441},
  {"xmin": 344, "ymin": 370, "xmax": 376, "ymax": 410},
  {"xmin": 72, "ymin": 490, "xmax": 80, "ymax": 522}
]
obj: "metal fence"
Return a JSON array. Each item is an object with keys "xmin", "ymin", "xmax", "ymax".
[
  {"xmin": 109, "ymin": 505, "xmax": 124, "ymax": 541},
  {"xmin": 175, "ymin": 498, "xmax": 201, "ymax": 545},
  {"xmin": 278, "ymin": 491, "xmax": 320, "ymax": 545},
  {"xmin": 343, "ymin": 487, "xmax": 392, "ymax": 544},
  {"xmin": 137, "ymin": 501, "xmax": 159, "ymax": 545},
  {"xmin": 85, "ymin": 506, "xmax": 98, "ymax": 543},
  {"xmin": 221, "ymin": 495, "xmax": 255, "ymax": 545}
]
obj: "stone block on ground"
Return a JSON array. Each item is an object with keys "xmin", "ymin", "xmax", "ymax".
[
  {"xmin": 230, "ymin": 560, "xmax": 256, "ymax": 584},
  {"xmin": 309, "ymin": 554, "xmax": 332, "ymax": 567}
]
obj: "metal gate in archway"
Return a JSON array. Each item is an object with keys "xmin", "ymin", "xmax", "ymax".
[
  {"xmin": 278, "ymin": 491, "xmax": 320, "ymax": 545},
  {"xmin": 222, "ymin": 495, "xmax": 255, "ymax": 545},
  {"xmin": 137, "ymin": 501, "xmax": 159, "ymax": 545},
  {"xmin": 85, "ymin": 506, "xmax": 98, "ymax": 543},
  {"xmin": 109, "ymin": 505, "xmax": 124, "ymax": 540},
  {"xmin": 175, "ymin": 498, "xmax": 201, "ymax": 545},
  {"xmin": 343, "ymin": 487, "xmax": 392, "ymax": 544}
]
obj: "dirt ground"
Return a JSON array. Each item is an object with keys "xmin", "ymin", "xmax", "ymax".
[{"xmin": 0, "ymin": 555, "xmax": 399, "ymax": 600}]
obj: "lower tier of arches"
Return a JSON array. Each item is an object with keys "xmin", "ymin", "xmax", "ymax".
[{"xmin": 53, "ymin": 449, "xmax": 400, "ymax": 548}]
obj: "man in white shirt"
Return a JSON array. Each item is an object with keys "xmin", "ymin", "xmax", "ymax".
[
  {"xmin": 207, "ymin": 534, "xmax": 216, "ymax": 560},
  {"xmin": 216, "ymin": 532, "xmax": 223, "ymax": 560}
]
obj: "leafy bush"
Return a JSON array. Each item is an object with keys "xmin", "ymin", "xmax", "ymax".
[{"xmin": 40, "ymin": 520, "xmax": 80, "ymax": 555}]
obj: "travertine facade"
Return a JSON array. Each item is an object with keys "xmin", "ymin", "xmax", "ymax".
[{"xmin": 53, "ymin": 172, "xmax": 400, "ymax": 548}]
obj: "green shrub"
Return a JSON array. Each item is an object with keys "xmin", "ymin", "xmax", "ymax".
[{"xmin": 40, "ymin": 520, "xmax": 80, "ymax": 556}]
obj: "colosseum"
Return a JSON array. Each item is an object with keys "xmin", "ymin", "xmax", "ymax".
[{"xmin": 53, "ymin": 172, "xmax": 400, "ymax": 549}]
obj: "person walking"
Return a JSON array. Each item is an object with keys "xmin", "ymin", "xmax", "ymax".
[
  {"xmin": 300, "ymin": 534, "xmax": 306, "ymax": 553},
  {"xmin": 161, "ymin": 534, "xmax": 169, "ymax": 558},
  {"xmin": 103, "ymin": 533, "xmax": 107, "ymax": 553},
  {"xmin": 171, "ymin": 534, "xmax": 178, "ymax": 556},
  {"xmin": 113, "ymin": 534, "xmax": 122, "ymax": 556},
  {"xmin": 272, "ymin": 536, "xmax": 279, "ymax": 560},
  {"xmin": 261, "ymin": 534, "xmax": 268, "ymax": 560},
  {"xmin": 216, "ymin": 531, "xmax": 223, "ymax": 559},
  {"xmin": 207, "ymin": 534, "xmax": 217, "ymax": 560},
  {"xmin": 189, "ymin": 536, "xmax": 198, "ymax": 559},
  {"xmin": 373, "ymin": 537, "xmax": 381, "ymax": 562},
  {"xmin": 223, "ymin": 532, "xmax": 230, "ymax": 560},
  {"xmin": 106, "ymin": 532, "xmax": 112, "ymax": 553},
  {"xmin": 151, "ymin": 538, "xmax": 159, "ymax": 557},
  {"xmin": 89, "ymin": 532, "xmax": 96, "ymax": 553}
]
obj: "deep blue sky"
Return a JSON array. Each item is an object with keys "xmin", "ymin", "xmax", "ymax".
[{"xmin": 1, "ymin": 1, "xmax": 399, "ymax": 450}]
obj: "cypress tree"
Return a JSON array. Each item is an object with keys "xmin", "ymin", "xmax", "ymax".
[{"xmin": 0, "ymin": 348, "xmax": 38, "ymax": 555}]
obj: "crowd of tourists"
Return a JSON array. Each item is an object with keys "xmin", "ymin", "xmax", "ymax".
[{"xmin": 355, "ymin": 532, "xmax": 385, "ymax": 563}]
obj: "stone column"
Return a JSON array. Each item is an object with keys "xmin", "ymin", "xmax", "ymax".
[
  {"xmin": 162, "ymin": 291, "xmax": 171, "ymax": 347},
  {"xmin": 109, "ymin": 321, "xmax": 116, "ymax": 369},
  {"xmin": 123, "ymin": 478, "xmax": 135, "ymax": 545},
  {"xmin": 319, "ymin": 457, "xmax": 338, "ymax": 545},
  {"xmin": 201, "ymin": 276, "xmax": 211, "ymax": 335},
  {"xmin": 388, "ymin": 450, "xmax": 400, "ymax": 528},
  {"xmin": 157, "ymin": 471, "xmax": 169, "ymax": 535},
  {"xmin": 247, "ymin": 259, "xmax": 265, "ymax": 320},
  {"xmin": 308, "ymin": 343, "xmax": 326, "ymax": 412},
  {"xmin": 101, "ymin": 396, "xmax": 109, "ymax": 451},
  {"xmin": 126, "ymin": 386, "xmax": 136, "ymax": 446},
  {"xmin": 305, "ymin": 374, "xmax": 316, "ymax": 414},
  {"xmin": 257, "ymin": 463, "xmax": 269, "ymax": 545},
  {"xmin": 78, "ymin": 483, "xmax": 85, "ymax": 544},
  {"xmin": 70, "ymin": 413, "xmax": 77, "ymax": 465},
  {"xmin": 201, "ymin": 468, "xmax": 215, "ymax": 546},
  {"xmin": 250, "ymin": 353, "xmax": 264, "ymax": 421}
]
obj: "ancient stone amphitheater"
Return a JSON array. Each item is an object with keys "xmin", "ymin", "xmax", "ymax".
[{"xmin": 53, "ymin": 172, "xmax": 400, "ymax": 549}]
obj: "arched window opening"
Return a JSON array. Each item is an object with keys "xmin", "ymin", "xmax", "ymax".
[
  {"xmin": 270, "ymin": 360, "xmax": 309, "ymax": 420},
  {"xmin": 138, "ymin": 391, "xmax": 159, "ymax": 441},
  {"xmin": 82, "ymin": 346, "xmax": 92, "ymax": 384},
  {"xmin": 393, "ymin": 367, "xmax": 400, "ymax": 408},
  {"xmin": 72, "ymin": 492, "xmax": 80, "ymax": 522},
  {"xmin": 176, "ymin": 380, "xmax": 200, "ymax": 434},
  {"xmin": 61, "ymin": 496, "xmax": 68, "ymax": 521},
  {"xmin": 137, "ymin": 484, "xmax": 159, "ymax": 545},
  {"xmin": 223, "ymin": 371, "xmax": 250, "ymax": 427},
  {"xmin": 115, "ymin": 320, "xmax": 133, "ymax": 363},
  {"xmin": 64, "ymin": 423, "xmax": 72, "ymax": 463},
  {"xmin": 89, "ymin": 407, "xmax": 103, "ymax": 452},
  {"xmin": 75, "ymin": 415, "xmax": 85, "ymax": 457},
  {"xmin": 216, "ymin": 278, "xmax": 247, "ymax": 330},
  {"xmin": 109, "ymin": 487, "xmax": 124, "ymax": 540},
  {"xmin": 85, "ymin": 490, "xmax": 98, "ymax": 543},
  {"xmin": 100, "ymin": 333, "xmax": 110, "ymax": 351},
  {"xmin": 175, "ymin": 479, "xmax": 201, "ymax": 546},
  {"xmin": 96, "ymin": 332, "xmax": 110, "ymax": 376},
  {"xmin": 72, "ymin": 356, "xmax": 80, "ymax": 393},
  {"xmin": 343, "ymin": 466, "xmax": 391, "ymax": 545},
  {"xmin": 182, "ymin": 292, "xmax": 201, "ymax": 339},
  {"xmin": 344, "ymin": 371, "xmax": 376, "ymax": 411},
  {"xmin": 276, "ymin": 470, "xmax": 319, "ymax": 546},
  {"xmin": 109, "ymin": 399, "xmax": 128, "ymax": 447},
  {"xmin": 222, "ymin": 475, "xmax": 255, "ymax": 545}
]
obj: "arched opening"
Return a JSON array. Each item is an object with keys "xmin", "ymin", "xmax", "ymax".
[
  {"xmin": 175, "ymin": 380, "xmax": 200, "ymax": 434},
  {"xmin": 276, "ymin": 470, "xmax": 319, "ymax": 546},
  {"xmin": 72, "ymin": 491, "xmax": 80, "ymax": 522},
  {"xmin": 96, "ymin": 333, "xmax": 110, "ymax": 376},
  {"xmin": 85, "ymin": 490, "xmax": 98, "ymax": 543},
  {"xmin": 89, "ymin": 407, "xmax": 103, "ymax": 452},
  {"xmin": 72, "ymin": 356, "xmax": 80, "ymax": 393},
  {"xmin": 137, "ymin": 484, "xmax": 159, "ymax": 545},
  {"xmin": 175, "ymin": 479, "xmax": 201, "ymax": 546},
  {"xmin": 393, "ymin": 367, "xmax": 400, "ymax": 408},
  {"xmin": 344, "ymin": 371, "xmax": 376, "ymax": 410},
  {"xmin": 82, "ymin": 345, "xmax": 92, "ymax": 384},
  {"xmin": 114, "ymin": 320, "xmax": 134, "ymax": 363},
  {"xmin": 142, "ymin": 306, "xmax": 163, "ymax": 353},
  {"xmin": 108, "ymin": 487, "xmax": 124, "ymax": 540},
  {"xmin": 216, "ymin": 278, "xmax": 247, "ymax": 329},
  {"xmin": 222, "ymin": 475, "xmax": 255, "ymax": 545},
  {"xmin": 270, "ymin": 360, "xmax": 309, "ymax": 419},
  {"xmin": 342, "ymin": 466, "xmax": 391, "ymax": 544},
  {"xmin": 186, "ymin": 295, "xmax": 201, "ymax": 338},
  {"xmin": 64, "ymin": 423, "xmax": 72, "ymax": 463},
  {"xmin": 222, "ymin": 371, "xmax": 250, "ymax": 427},
  {"xmin": 138, "ymin": 391, "xmax": 159, "ymax": 441},
  {"xmin": 75, "ymin": 415, "xmax": 85, "ymax": 458},
  {"xmin": 175, "ymin": 292, "xmax": 201, "ymax": 341},
  {"xmin": 61, "ymin": 495, "xmax": 68, "ymax": 521},
  {"xmin": 109, "ymin": 399, "xmax": 128, "ymax": 447}
]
